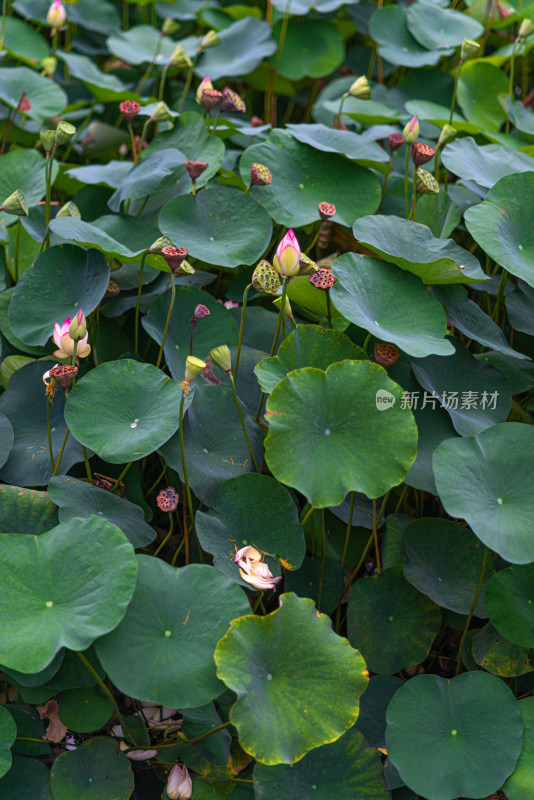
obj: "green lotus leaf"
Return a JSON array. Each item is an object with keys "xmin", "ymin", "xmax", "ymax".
[
  {"xmin": 285, "ymin": 123, "xmax": 390, "ymax": 170},
  {"xmin": 264, "ymin": 361, "xmax": 417, "ymax": 506},
  {"xmin": 415, "ymin": 193, "xmax": 462, "ymax": 239},
  {"xmin": 58, "ymin": 50, "xmax": 139, "ymax": 103},
  {"xmin": 457, "ymin": 61, "xmax": 509, "ymax": 132},
  {"xmin": 386, "ymin": 672, "xmax": 523, "ymax": 800},
  {"xmin": 347, "ymin": 565, "xmax": 441, "ymax": 674},
  {"xmin": 443, "ymin": 138, "xmax": 534, "ymax": 190},
  {"xmin": 95, "ymin": 557, "xmax": 250, "ymax": 708},
  {"xmin": 50, "ymin": 215, "xmax": 161, "ymax": 265},
  {"xmin": 331, "ymin": 253, "xmax": 454, "ymax": 356},
  {"xmin": 406, "ymin": 1, "xmax": 483, "ymax": 49},
  {"xmin": 106, "ymin": 24, "xmax": 178, "ymax": 65},
  {"xmin": 239, "ymin": 130, "xmax": 381, "ymax": 227},
  {"xmin": 283, "ymin": 555, "xmax": 344, "ymax": 613},
  {"xmin": 506, "ymin": 279, "xmax": 534, "ymax": 335},
  {"xmin": 65, "ymin": 360, "xmax": 182, "ymax": 464},
  {"xmin": 215, "ymin": 593, "xmax": 368, "ymax": 764},
  {"xmin": 503, "ymin": 697, "xmax": 534, "ymax": 800},
  {"xmin": 108, "ymin": 149, "xmax": 185, "ymax": 213},
  {"xmin": 0, "ymin": 707, "xmax": 16, "ymax": 779},
  {"xmin": 2, "ymin": 17, "xmax": 49, "ymax": 63},
  {"xmin": 0, "ymin": 66, "xmax": 67, "ymax": 123},
  {"xmin": 485, "ymin": 564, "xmax": 534, "ymax": 647},
  {"xmin": 196, "ymin": 17, "xmax": 276, "ymax": 80},
  {"xmin": 471, "ymin": 622, "xmax": 532, "ymax": 677},
  {"xmin": 6, "ymin": 705, "xmax": 49, "ymax": 757},
  {"xmin": 0, "ymin": 150, "xmax": 57, "ymax": 230},
  {"xmin": 253, "ymin": 725, "xmax": 389, "ymax": 799},
  {"xmin": 355, "ymin": 675, "xmax": 404, "ymax": 749},
  {"xmin": 50, "ymin": 737, "xmax": 134, "ymax": 800},
  {"xmin": 370, "ymin": 6, "xmax": 452, "ymax": 67},
  {"xmin": 57, "ymin": 686, "xmax": 114, "ymax": 734},
  {"xmin": 433, "ymin": 422, "xmax": 534, "ymax": 563},
  {"xmin": 268, "ymin": 20, "xmax": 344, "ymax": 80},
  {"xmin": 0, "ymin": 484, "xmax": 58, "ymax": 535},
  {"xmin": 0, "ymin": 516, "xmax": 137, "ymax": 672},
  {"xmin": 0, "ymin": 414, "xmax": 14, "ymax": 471},
  {"xmin": 353, "ymin": 215, "xmax": 486, "ymax": 284},
  {"xmin": 476, "ymin": 351, "xmax": 534, "ymax": 395},
  {"xmin": 0, "ymin": 754, "xmax": 53, "ymax": 800},
  {"xmin": 404, "ymin": 99, "xmax": 481, "ymax": 134},
  {"xmin": 465, "ymin": 173, "xmax": 534, "ymax": 288}
]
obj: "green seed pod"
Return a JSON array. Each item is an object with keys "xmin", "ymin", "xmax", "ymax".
[
  {"xmin": 0, "ymin": 189, "xmax": 28, "ymax": 216},
  {"xmin": 55, "ymin": 121, "xmax": 76, "ymax": 146},
  {"xmin": 416, "ymin": 169, "xmax": 440, "ymax": 195},
  {"xmin": 209, "ymin": 345, "xmax": 232, "ymax": 373},
  {"xmin": 252, "ymin": 260, "xmax": 281, "ymax": 294}
]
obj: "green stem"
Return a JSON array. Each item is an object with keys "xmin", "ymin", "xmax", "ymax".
[
  {"xmin": 335, "ymin": 93, "xmax": 348, "ymax": 129},
  {"xmin": 159, "ymin": 64, "xmax": 169, "ymax": 101},
  {"xmin": 14, "ymin": 218, "xmax": 21, "ymax": 280},
  {"xmin": 171, "ymin": 532, "xmax": 186, "ymax": 566},
  {"xmin": 252, "ymin": 591, "xmax": 264, "ymax": 613},
  {"xmin": 136, "ymin": 37, "xmax": 162, "ymax": 95},
  {"xmin": 506, "ymin": 39, "xmax": 519, "ymax": 135},
  {"xmin": 82, "ymin": 446, "xmax": 92, "ymax": 483},
  {"xmin": 134, "ymin": 250, "xmax": 148, "ymax": 355},
  {"xmin": 111, "ymin": 462, "xmax": 133, "ymax": 493},
  {"xmin": 300, "ymin": 505, "xmax": 314, "ymax": 529},
  {"xmin": 76, "ymin": 651, "xmax": 137, "ymax": 745},
  {"xmin": 270, "ymin": 278, "xmax": 288, "ymax": 357},
  {"xmin": 404, "ymin": 145, "xmax": 410, "ymax": 219},
  {"xmin": 255, "ymin": 391, "xmax": 266, "ymax": 424},
  {"xmin": 492, "ymin": 269, "xmax": 508, "ymax": 323},
  {"xmin": 449, "ymin": 61, "xmax": 462, "ymax": 126},
  {"xmin": 71, "ymin": 339, "xmax": 77, "ymax": 367},
  {"xmin": 230, "ymin": 374, "xmax": 260, "ymax": 472},
  {"xmin": 234, "ymin": 283, "xmax": 251, "ymax": 381},
  {"xmin": 394, "ymin": 484, "xmax": 408, "ymax": 514},
  {"xmin": 340, "ymin": 491, "xmax": 356, "ymax": 570},
  {"xmin": 304, "ymin": 221, "xmax": 321, "ymax": 255},
  {"xmin": 455, "ymin": 547, "xmax": 489, "ymax": 675},
  {"xmin": 145, "ymin": 461, "xmax": 167, "ymax": 498},
  {"xmin": 325, "ymin": 289, "xmax": 332, "ymax": 329},
  {"xmin": 179, "ymin": 392, "xmax": 196, "ymax": 544},
  {"xmin": 46, "ymin": 399, "xmax": 55, "ymax": 473},
  {"xmin": 412, "ymin": 167, "xmax": 417, "ymax": 222},
  {"xmin": 435, "ymin": 147, "xmax": 441, "ymax": 183},
  {"xmin": 362, "ymin": 332, "xmax": 372, "ymax": 353},
  {"xmin": 153, "ymin": 512, "xmax": 174, "ymax": 557},
  {"xmin": 63, "ymin": 106, "xmax": 94, "ymax": 163},
  {"xmin": 177, "ymin": 52, "xmax": 199, "ymax": 113},
  {"xmin": 52, "ymin": 428, "xmax": 70, "ymax": 476},
  {"xmin": 317, "ymin": 509, "xmax": 326, "ymax": 610},
  {"xmin": 131, "ymin": 721, "xmax": 232, "ymax": 752},
  {"xmin": 373, "ymin": 498, "xmax": 382, "ymax": 573},
  {"xmin": 0, "ymin": 0, "xmax": 7, "ymax": 53},
  {"xmin": 128, "ymin": 122, "xmax": 137, "ymax": 165},
  {"xmin": 156, "ymin": 274, "xmax": 175, "ymax": 369},
  {"xmin": 375, "ymin": 153, "xmax": 393, "ymax": 213}
]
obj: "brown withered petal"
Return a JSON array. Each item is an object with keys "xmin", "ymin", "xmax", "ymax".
[
  {"xmin": 156, "ymin": 486, "xmax": 180, "ymax": 512},
  {"xmin": 119, "ymin": 100, "xmax": 141, "ymax": 123},
  {"xmin": 201, "ymin": 88, "xmax": 223, "ymax": 113},
  {"xmin": 318, "ymin": 202, "xmax": 336, "ymax": 221},
  {"xmin": 162, "ymin": 245, "xmax": 188, "ymax": 273},
  {"xmin": 184, "ymin": 160, "xmax": 209, "ymax": 181},
  {"xmin": 388, "ymin": 133, "xmax": 405, "ymax": 153},
  {"xmin": 95, "ymin": 477, "xmax": 114, "ymax": 492},
  {"xmin": 104, "ymin": 278, "xmax": 120, "ymax": 298},
  {"xmin": 220, "ymin": 87, "xmax": 246, "ymax": 114},
  {"xmin": 310, "ymin": 267, "xmax": 336, "ymax": 290},
  {"xmin": 251, "ymin": 115, "xmax": 265, "ymax": 127},
  {"xmin": 411, "ymin": 142, "xmax": 435, "ymax": 166},
  {"xmin": 194, "ymin": 304, "xmax": 210, "ymax": 320},
  {"xmin": 49, "ymin": 364, "xmax": 78, "ymax": 390},
  {"xmin": 374, "ymin": 342, "xmax": 401, "ymax": 366},
  {"xmin": 250, "ymin": 163, "xmax": 272, "ymax": 186}
]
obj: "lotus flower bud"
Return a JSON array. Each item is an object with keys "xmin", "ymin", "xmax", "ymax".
[
  {"xmin": 170, "ymin": 44, "xmax": 192, "ymax": 68},
  {"xmin": 416, "ymin": 169, "xmax": 440, "ymax": 195},
  {"xmin": 196, "ymin": 75, "xmax": 213, "ymax": 104},
  {"xmin": 201, "ymin": 88, "xmax": 222, "ymax": 113},
  {"xmin": 47, "ymin": 0, "xmax": 66, "ymax": 28},
  {"xmin": 411, "ymin": 142, "xmax": 435, "ymax": 166},
  {"xmin": 209, "ymin": 345, "xmax": 232, "ymax": 373},
  {"xmin": 220, "ymin": 87, "xmax": 246, "ymax": 114},
  {"xmin": 461, "ymin": 38, "xmax": 479, "ymax": 61},
  {"xmin": 69, "ymin": 309, "xmax": 87, "ymax": 342},
  {"xmin": 55, "ymin": 121, "xmax": 76, "ymax": 146},
  {"xmin": 518, "ymin": 18, "xmax": 534, "ymax": 38},
  {"xmin": 149, "ymin": 235, "xmax": 173, "ymax": 254},
  {"xmin": 388, "ymin": 133, "xmax": 405, "ymax": 153},
  {"xmin": 150, "ymin": 101, "xmax": 173, "ymax": 123},
  {"xmin": 166, "ymin": 764, "xmax": 192, "ymax": 800},
  {"xmin": 252, "ymin": 260, "xmax": 281, "ymax": 294},
  {"xmin": 310, "ymin": 267, "xmax": 335, "ymax": 290},
  {"xmin": 200, "ymin": 30, "xmax": 219, "ymax": 50},
  {"xmin": 184, "ymin": 160, "xmax": 209, "ymax": 181},
  {"xmin": 40, "ymin": 129, "xmax": 56, "ymax": 154},
  {"xmin": 156, "ymin": 486, "xmax": 180, "ymax": 512},
  {"xmin": 348, "ymin": 75, "xmax": 371, "ymax": 99},
  {"xmin": 193, "ymin": 304, "xmax": 210, "ymax": 320},
  {"xmin": 273, "ymin": 229, "xmax": 301, "ymax": 278},
  {"xmin": 273, "ymin": 294, "xmax": 293, "ymax": 318},
  {"xmin": 251, "ymin": 115, "xmax": 264, "ymax": 127},
  {"xmin": 0, "ymin": 189, "xmax": 28, "ymax": 216},
  {"xmin": 162, "ymin": 17, "xmax": 181, "ymax": 36},
  {"xmin": 374, "ymin": 342, "xmax": 401, "ymax": 366},
  {"xmin": 41, "ymin": 56, "xmax": 57, "ymax": 76},
  {"xmin": 184, "ymin": 356, "xmax": 206, "ymax": 383},
  {"xmin": 403, "ymin": 115, "xmax": 419, "ymax": 144},
  {"xmin": 438, "ymin": 124, "xmax": 456, "ymax": 147},
  {"xmin": 119, "ymin": 100, "xmax": 140, "ymax": 123},
  {"xmin": 298, "ymin": 252, "xmax": 319, "ymax": 276},
  {"xmin": 318, "ymin": 201, "xmax": 336, "ymax": 221},
  {"xmin": 249, "ymin": 163, "xmax": 272, "ymax": 187},
  {"xmin": 498, "ymin": 2, "xmax": 512, "ymax": 17},
  {"xmin": 162, "ymin": 246, "xmax": 188, "ymax": 273},
  {"xmin": 52, "ymin": 317, "xmax": 91, "ymax": 359}
]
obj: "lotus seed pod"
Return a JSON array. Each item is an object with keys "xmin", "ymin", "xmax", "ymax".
[
  {"xmin": 40, "ymin": 129, "xmax": 56, "ymax": 154},
  {"xmin": 249, "ymin": 163, "xmax": 272, "ymax": 187},
  {"xmin": 162, "ymin": 245, "xmax": 188, "ymax": 273},
  {"xmin": 220, "ymin": 87, "xmax": 246, "ymax": 114},
  {"xmin": 309, "ymin": 267, "xmax": 335, "ymax": 290},
  {"xmin": 208, "ymin": 345, "xmax": 232, "ymax": 373},
  {"xmin": 149, "ymin": 235, "xmax": 173, "ymax": 254},
  {"xmin": 201, "ymin": 88, "xmax": 223, "ymax": 113},
  {"xmin": 374, "ymin": 342, "xmax": 401, "ymax": 366},
  {"xmin": 41, "ymin": 56, "xmax": 57, "ymax": 76},
  {"xmin": 156, "ymin": 486, "xmax": 180, "ymax": 512},
  {"xmin": 194, "ymin": 304, "xmax": 210, "ymax": 320},
  {"xmin": 0, "ymin": 189, "xmax": 28, "ymax": 216},
  {"xmin": 438, "ymin": 124, "xmax": 456, "ymax": 147},
  {"xmin": 200, "ymin": 30, "xmax": 220, "ymax": 50},
  {"xmin": 388, "ymin": 133, "xmax": 405, "ymax": 153},
  {"xmin": 17, "ymin": 93, "xmax": 31, "ymax": 112},
  {"xmin": 179, "ymin": 259, "xmax": 195, "ymax": 275},
  {"xmin": 56, "ymin": 201, "xmax": 81, "ymax": 219},
  {"xmin": 170, "ymin": 44, "xmax": 192, "ymax": 68},
  {"xmin": 318, "ymin": 201, "xmax": 336, "ymax": 221},
  {"xmin": 150, "ymin": 101, "xmax": 173, "ymax": 123},
  {"xmin": 411, "ymin": 142, "xmax": 435, "ymax": 166},
  {"xmin": 252, "ymin": 260, "xmax": 281, "ymax": 294},
  {"xmin": 48, "ymin": 364, "xmax": 78, "ymax": 390},
  {"xmin": 298, "ymin": 252, "xmax": 319, "ymax": 276},
  {"xmin": 348, "ymin": 75, "xmax": 371, "ymax": 99},
  {"xmin": 184, "ymin": 355, "xmax": 206, "ymax": 383},
  {"xmin": 162, "ymin": 17, "xmax": 180, "ymax": 36},
  {"xmin": 518, "ymin": 18, "xmax": 534, "ymax": 38},
  {"xmin": 185, "ymin": 160, "xmax": 209, "ymax": 181},
  {"xmin": 416, "ymin": 170, "xmax": 440, "ymax": 195},
  {"xmin": 55, "ymin": 121, "xmax": 76, "ymax": 146},
  {"xmin": 119, "ymin": 100, "xmax": 140, "ymax": 123},
  {"xmin": 461, "ymin": 38, "xmax": 479, "ymax": 61},
  {"xmin": 104, "ymin": 278, "xmax": 121, "ymax": 298}
]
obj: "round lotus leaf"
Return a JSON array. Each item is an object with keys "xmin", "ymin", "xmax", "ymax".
[
  {"xmin": 406, "ymin": 1, "xmax": 482, "ymax": 50},
  {"xmin": 285, "ymin": 123, "xmax": 389, "ymax": 170},
  {"xmin": 403, "ymin": 517, "xmax": 495, "ymax": 616},
  {"xmin": 0, "ymin": 414, "xmax": 14, "ymax": 470},
  {"xmin": 385, "ymin": 672, "xmax": 523, "ymax": 800},
  {"xmin": 50, "ymin": 214, "xmax": 161, "ymax": 265},
  {"xmin": 506, "ymin": 280, "xmax": 534, "ymax": 335},
  {"xmin": 50, "ymin": 737, "xmax": 133, "ymax": 800},
  {"xmin": 2, "ymin": 17, "xmax": 49, "ymax": 63},
  {"xmin": 9, "ymin": 648, "xmax": 105, "ymax": 707},
  {"xmin": 0, "ymin": 362, "xmax": 85, "ymax": 487},
  {"xmin": 7, "ymin": 705, "xmax": 49, "ymax": 757},
  {"xmin": 95, "ymin": 557, "xmax": 250, "ymax": 709},
  {"xmin": 0, "ymin": 707, "xmax": 16, "ymax": 779},
  {"xmin": 196, "ymin": 473, "xmax": 305, "ymax": 586},
  {"xmin": 433, "ymin": 423, "xmax": 534, "ymax": 564},
  {"xmin": 58, "ymin": 50, "xmax": 137, "ymax": 104},
  {"xmin": 253, "ymin": 725, "xmax": 389, "ymax": 800},
  {"xmin": 0, "ymin": 150, "xmax": 53, "ymax": 230},
  {"xmin": 457, "ymin": 61, "xmax": 509, "ymax": 132},
  {"xmin": 255, "ymin": 324, "xmax": 365, "ymax": 394},
  {"xmin": 57, "ymin": 686, "xmax": 113, "ymax": 734},
  {"xmin": 195, "ymin": 17, "xmax": 276, "ymax": 80},
  {"xmin": 159, "ymin": 384, "xmax": 263, "ymax": 506},
  {"xmin": 465, "ymin": 173, "xmax": 534, "ymax": 288},
  {"xmin": 503, "ymin": 697, "xmax": 534, "ymax": 800},
  {"xmin": 159, "ymin": 186, "xmax": 272, "ymax": 269},
  {"xmin": 9, "ymin": 245, "xmax": 110, "ymax": 346},
  {"xmin": 215, "ymin": 593, "xmax": 368, "ymax": 765},
  {"xmin": 2, "ymin": 649, "xmax": 64, "ymax": 690},
  {"xmin": 0, "ymin": 66, "xmax": 67, "ymax": 123},
  {"xmin": 331, "ymin": 253, "xmax": 453, "ymax": 357},
  {"xmin": 269, "ymin": 19, "xmax": 344, "ymax": 80},
  {"xmin": 471, "ymin": 622, "xmax": 532, "ymax": 677},
  {"xmin": 0, "ymin": 516, "xmax": 137, "ymax": 673},
  {"xmin": 107, "ymin": 24, "xmax": 178, "ymax": 65},
  {"xmin": 485, "ymin": 564, "xmax": 534, "ymax": 647},
  {"xmin": 353, "ymin": 215, "xmax": 486, "ymax": 284},
  {"xmin": 0, "ymin": 755, "xmax": 53, "ymax": 800},
  {"xmin": 239, "ymin": 130, "xmax": 381, "ymax": 227},
  {"xmin": 64, "ymin": 360, "xmax": 182, "ymax": 464},
  {"xmin": 347, "ymin": 566, "xmax": 441, "ymax": 674},
  {"xmin": 370, "ymin": 6, "xmax": 451, "ymax": 67},
  {"xmin": 443, "ymin": 138, "xmax": 534, "ymax": 190},
  {"xmin": 107, "ymin": 149, "xmax": 184, "ymax": 213},
  {"xmin": 264, "ymin": 361, "xmax": 417, "ymax": 506},
  {"xmin": 48, "ymin": 476, "xmax": 155, "ymax": 549},
  {"xmin": 355, "ymin": 675, "xmax": 404, "ymax": 749}
]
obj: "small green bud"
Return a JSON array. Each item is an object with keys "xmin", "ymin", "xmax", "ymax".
[
  {"xmin": 40, "ymin": 129, "xmax": 56, "ymax": 153},
  {"xmin": 0, "ymin": 189, "xmax": 28, "ymax": 216},
  {"xmin": 170, "ymin": 44, "xmax": 192, "ymax": 68},
  {"xmin": 518, "ymin": 18, "xmax": 534, "ymax": 38},
  {"xmin": 200, "ymin": 30, "xmax": 220, "ymax": 50},
  {"xmin": 348, "ymin": 75, "xmax": 371, "ymax": 99},
  {"xmin": 150, "ymin": 101, "xmax": 173, "ymax": 123},
  {"xmin": 149, "ymin": 235, "xmax": 173, "ymax": 254},
  {"xmin": 208, "ymin": 345, "xmax": 232, "ymax": 373},
  {"xmin": 438, "ymin": 124, "xmax": 456, "ymax": 147},
  {"xmin": 162, "ymin": 17, "xmax": 180, "ymax": 36},
  {"xmin": 55, "ymin": 121, "xmax": 76, "ymax": 146},
  {"xmin": 461, "ymin": 38, "xmax": 479, "ymax": 61},
  {"xmin": 69, "ymin": 309, "xmax": 87, "ymax": 341}
]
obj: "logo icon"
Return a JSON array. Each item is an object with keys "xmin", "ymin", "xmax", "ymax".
[{"xmin": 375, "ymin": 389, "xmax": 396, "ymax": 411}]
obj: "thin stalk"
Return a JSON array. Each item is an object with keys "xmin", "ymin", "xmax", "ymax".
[
  {"xmin": 46, "ymin": 399, "xmax": 55, "ymax": 473},
  {"xmin": 234, "ymin": 283, "xmax": 251, "ymax": 380},
  {"xmin": 71, "ymin": 339, "xmax": 77, "ymax": 367},
  {"xmin": 411, "ymin": 167, "xmax": 418, "ymax": 221},
  {"xmin": 63, "ymin": 106, "xmax": 94, "ymax": 163},
  {"xmin": 435, "ymin": 146, "xmax": 441, "ymax": 183},
  {"xmin": 145, "ymin": 462, "xmax": 168, "ymax": 498},
  {"xmin": 317, "ymin": 509, "xmax": 326, "ymax": 610},
  {"xmin": 335, "ymin": 530, "xmax": 375, "ymax": 633},
  {"xmin": 153, "ymin": 512, "xmax": 174, "ymax": 557},
  {"xmin": 156, "ymin": 274, "xmax": 176, "ymax": 369},
  {"xmin": 134, "ymin": 250, "xmax": 148, "ymax": 355},
  {"xmin": 449, "ymin": 62, "xmax": 462, "ymax": 126},
  {"xmin": 455, "ymin": 546, "xmax": 489, "ymax": 675},
  {"xmin": 111, "ymin": 461, "xmax": 133, "ymax": 493},
  {"xmin": 270, "ymin": 278, "xmax": 288, "ymax": 356},
  {"xmin": 506, "ymin": 39, "xmax": 519, "ymax": 134},
  {"xmin": 340, "ymin": 491, "xmax": 356, "ymax": 569},
  {"xmin": 138, "ymin": 118, "xmax": 151, "ymax": 152},
  {"xmin": 492, "ymin": 269, "xmax": 508, "ymax": 323},
  {"xmin": 132, "ymin": 721, "xmax": 232, "ymax": 752},
  {"xmin": 127, "ymin": 122, "xmax": 137, "ymax": 165},
  {"xmin": 52, "ymin": 428, "xmax": 70, "ymax": 476},
  {"xmin": 252, "ymin": 591, "xmax": 264, "ymax": 613},
  {"xmin": 362, "ymin": 332, "xmax": 372, "ymax": 353},
  {"xmin": 230, "ymin": 374, "xmax": 260, "ymax": 472},
  {"xmin": 76, "ymin": 651, "xmax": 137, "ymax": 745},
  {"xmin": 404, "ymin": 145, "xmax": 410, "ymax": 219},
  {"xmin": 375, "ymin": 152, "xmax": 393, "ymax": 213},
  {"xmin": 325, "ymin": 289, "xmax": 332, "ymax": 328},
  {"xmin": 177, "ymin": 52, "xmax": 199, "ymax": 113},
  {"xmin": 335, "ymin": 92, "xmax": 348, "ymax": 129},
  {"xmin": 304, "ymin": 221, "xmax": 322, "ymax": 255},
  {"xmin": 179, "ymin": 392, "xmax": 194, "ymax": 562},
  {"xmin": 135, "ymin": 38, "xmax": 162, "ymax": 95},
  {"xmin": 255, "ymin": 391, "xmax": 266, "ymax": 423},
  {"xmin": 373, "ymin": 498, "xmax": 382, "ymax": 573},
  {"xmin": 0, "ymin": 106, "xmax": 16, "ymax": 157},
  {"xmin": 171, "ymin": 532, "xmax": 186, "ymax": 566},
  {"xmin": 14, "ymin": 218, "xmax": 21, "ymax": 280},
  {"xmin": 394, "ymin": 484, "xmax": 408, "ymax": 514},
  {"xmin": 159, "ymin": 64, "xmax": 169, "ymax": 101},
  {"xmin": 300, "ymin": 505, "xmax": 314, "ymax": 529},
  {"xmin": 82, "ymin": 446, "xmax": 92, "ymax": 483},
  {"xmin": 0, "ymin": 0, "xmax": 7, "ymax": 53}
]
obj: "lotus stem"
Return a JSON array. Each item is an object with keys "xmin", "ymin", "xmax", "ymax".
[
  {"xmin": 340, "ymin": 491, "xmax": 356, "ymax": 570},
  {"xmin": 52, "ymin": 428, "xmax": 70, "ymax": 476},
  {"xmin": 177, "ymin": 52, "xmax": 199, "ymax": 113},
  {"xmin": 179, "ymin": 391, "xmax": 195, "ymax": 562},
  {"xmin": 153, "ymin": 511, "xmax": 174, "ymax": 557},
  {"xmin": 506, "ymin": 38, "xmax": 520, "ymax": 135},
  {"xmin": 270, "ymin": 278, "xmax": 288, "ymax": 356},
  {"xmin": 404, "ymin": 145, "xmax": 410, "ymax": 219},
  {"xmin": 76, "ymin": 651, "xmax": 138, "ymax": 745},
  {"xmin": 373, "ymin": 498, "xmax": 382, "ymax": 573},
  {"xmin": 229, "ymin": 374, "xmax": 260, "ymax": 472},
  {"xmin": 127, "ymin": 122, "xmax": 137, "ymax": 165},
  {"xmin": 111, "ymin": 461, "xmax": 132, "ymax": 493},
  {"xmin": 134, "ymin": 250, "xmax": 148, "ymax": 355},
  {"xmin": 46, "ymin": 399, "xmax": 55, "ymax": 473},
  {"xmin": 492, "ymin": 269, "xmax": 508, "ymax": 323},
  {"xmin": 412, "ymin": 167, "xmax": 418, "ymax": 222},
  {"xmin": 300, "ymin": 505, "xmax": 314, "ymax": 529},
  {"xmin": 14, "ymin": 218, "xmax": 21, "ymax": 280},
  {"xmin": 449, "ymin": 61, "xmax": 461, "ymax": 127},
  {"xmin": 234, "ymin": 283, "xmax": 251, "ymax": 380},
  {"xmin": 317, "ymin": 509, "xmax": 327, "ymax": 610},
  {"xmin": 156, "ymin": 273, "xmax": 175, "ymax": 369},
  {"xmin": 455, "ymin": 546, "xmax": 489, "ymax": 675},
  {"xmin": 325, "ymin": 289, "xmax": 332, "ymax": 328}
]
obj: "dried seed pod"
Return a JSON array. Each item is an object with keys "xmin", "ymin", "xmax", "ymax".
[
  {"xmin": 250, "ymin": 163, "xmax": 272, "ymax": 187},
  {"xmin": 194, "ymin": 304, "xmax": 210, "ymax": 320},
  {"xmin": 374, "ymin": 342, "xmax": 401, "ymax": 366},
  {"xmin": 201, "ymin": 88, "xmax": 223, "ymax": 113},
  {"xmin": 220, "ymin": 87, "xmax": 246, "ymax": 114},
  {"xmin": 318, "ymin": 201, "xmax": 336, "ymax": 221},
  {"xmin": 162, "ymin": 245, "xmax": 188, "ymax": 273},
  {"xmin": 104, "ymin": 278, "xmax": 121, "ymax": 298},
  {"xmin": 411, "ymin": 142, "xmax": 436, "ymax": 166},
  {"xmin": 388, "ymin": 133, "xmax": 405, "ymax": 153},
  {"xmin": 184, "ymin": 160, "xmax": 209, "ymax": 181},
  {"xmin": 156, "ymin": 486, "xmax": 180, "ymax": 512},
  {"xmin": 48, "ymin": 364, "xmax": 78, "ymax": 390},
  {"xmin": 310, "ymin": 267, "xmax": 335, "ymax": 290},
  {"xmin": 119, "ymin": 100, "xmax": 140, "ymax": 123}
]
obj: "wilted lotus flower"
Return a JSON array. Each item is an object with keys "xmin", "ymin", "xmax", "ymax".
[
  {"xmin": 273, "ymin": 228, "xmax": 301, "ymax": 278},
  {"xmin": 403, "ymin": 115, "xmax": 419, "ymax": 144},
  {"xmin": 196, "ymin": 75, "xmax": 213, "ymax": 104},
  {"xmin": 234, "ymin": 546, "xmax": 281, "ymax": 591},
  {"xmin": 52, "ymin": 317, "xmax": 91, "ymax": 359},
  {"xmin": 166, "ymin": 764, "xmax": 192, "ymax": 799},
  {"xmin": 47, "ymin": 0, "xmax": 66, "ymax": 29}
]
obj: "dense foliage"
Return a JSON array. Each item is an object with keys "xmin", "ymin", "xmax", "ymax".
[{"xmin": 0, "ymin": 0, "xmax": 533, "ymax": 797}]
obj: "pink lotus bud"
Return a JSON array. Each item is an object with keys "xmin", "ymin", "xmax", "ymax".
[
  {"xmin": 52, "ymin": 317, "xmax": 90, "ymax": 360},
  {"xmin": 47, "ymin": 0, "xmax": 66, "ymax": 29},
  {"xmin": 166, "ymin": 764, "xmax": 192, "ymax": 799},
  {"xmin": 403, "ymin": 115, "xmax": 419, "ymax": 144},
  {"xmin": 68, "ymin": 309, "xmax": 87, "ymax": 341},
  {"xmin": 273, "ymin": 229, "xmax": 301, "ymax": 278},
  {"xmin": 196, "ymin": 75, "xmax": 213, "ymax": 104}
]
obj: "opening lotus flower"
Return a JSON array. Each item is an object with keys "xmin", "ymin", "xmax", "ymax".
[
  {"xmin": 47, "ymin": 0, "xmax": 66, "ymax": 29},
  {"xmin": 273, "ymin": 229, "xmax": 301, "ymax": 278},
  {"xmin": 52, "ymin": 317, "xmax": 91, "ymax": 360},
  {"xmin": 166, "ymin": 764, "xmax": 192, "ymax": 799}
]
